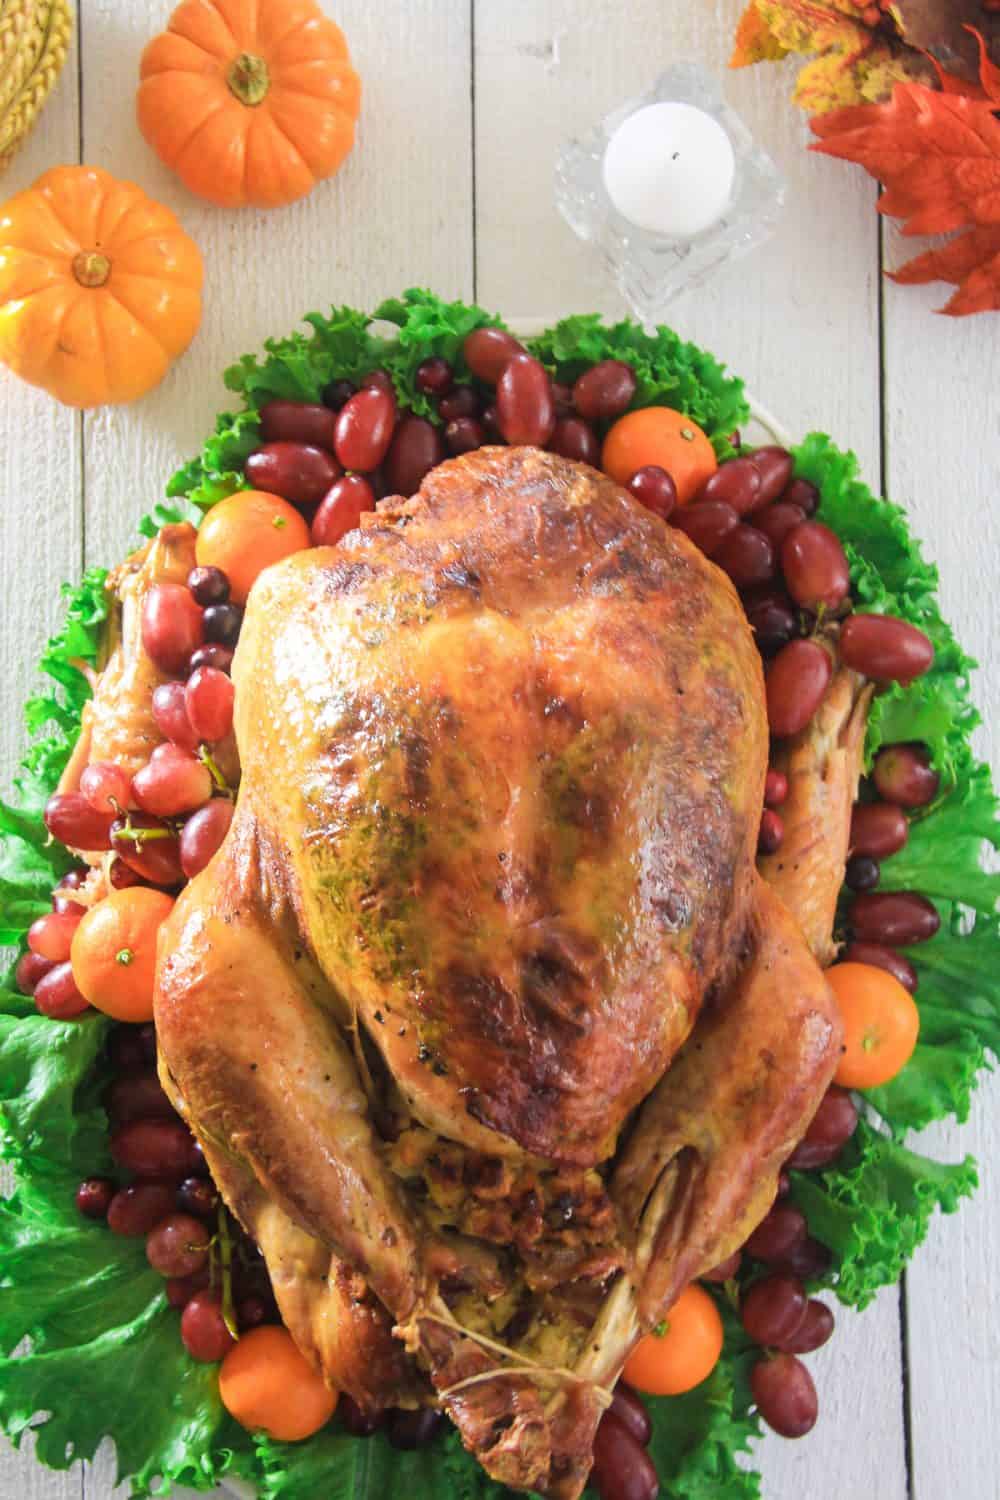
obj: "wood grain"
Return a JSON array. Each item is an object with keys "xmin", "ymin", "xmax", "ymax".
[{"xmin": 881, "ymin": 219, "xmax": 1000, "ymax": 1500}]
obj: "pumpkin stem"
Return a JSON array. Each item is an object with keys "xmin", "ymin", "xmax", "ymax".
[
  {"xmin": 72, "ymin": 250, "xmax": 111, "ymax": 288},
  {"xmin": 227, "ymin": 52, "xmax": 270, "ymax": 107}
]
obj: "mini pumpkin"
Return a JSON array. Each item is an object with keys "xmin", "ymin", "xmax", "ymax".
[
  {"xmin": 137, "ymin": 0, "xmax": 361, "ymax": 209},
  {"xmin": 0, "ymin": 164, "xmax": 203, "ymax": 408}
]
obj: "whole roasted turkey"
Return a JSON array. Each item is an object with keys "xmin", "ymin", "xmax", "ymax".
[{"xmin": 143, "ymin": 447, "xmax": 854, "ymax": 1497}]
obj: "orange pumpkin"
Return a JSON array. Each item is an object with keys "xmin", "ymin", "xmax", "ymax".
[
  {"xmin": 0, "ymin": 165, "xmax": 203, "ymax": 409},
  {"xmin": 137, "ymin": 0, "xmax": 361, "ymax": 209}
]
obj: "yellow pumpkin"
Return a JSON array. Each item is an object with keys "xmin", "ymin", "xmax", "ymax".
[{"xmin": 0, "ymin": 164, "xmax": 203, "ymax": 408}]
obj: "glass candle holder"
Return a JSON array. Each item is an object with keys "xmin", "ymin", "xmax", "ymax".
[{"xmin": 555, "ymin": 64, "xmax": 786, "ymax": 326}]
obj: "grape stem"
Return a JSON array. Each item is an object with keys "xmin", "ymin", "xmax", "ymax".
[
  {"xmin": 216, "ymin": 1203, "xmax": 240, "ymax": 1342},
  {"xmin": 198, "ymin": 747, "xmax": 233, "ymax": 798}
]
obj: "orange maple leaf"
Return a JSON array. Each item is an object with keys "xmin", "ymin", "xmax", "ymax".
[{"xmin": 811, "ymin": 28, "xmax": 1000, "ymax": 313}]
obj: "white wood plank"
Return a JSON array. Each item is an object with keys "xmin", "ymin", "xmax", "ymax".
[
  {"xmin": 0, "ymin": 14, "xmax": 86, "ymax": 1500},
  {"xmin": 474, "ymin": 5, "xmax": 905, "ymax": 1499},
  {"xmin": 881, "ymin": 222, "xmax": 1000, "ymax": 1500}
]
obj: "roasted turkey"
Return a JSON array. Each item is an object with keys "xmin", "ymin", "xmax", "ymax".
[{"xmin": 142, "ymin": 447, "xmax": 847, "ymax": 1498}]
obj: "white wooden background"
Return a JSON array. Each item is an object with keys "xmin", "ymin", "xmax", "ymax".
[{"xmin": 1, "ymin": 2, "xmax": 997, "ymax": 1497}]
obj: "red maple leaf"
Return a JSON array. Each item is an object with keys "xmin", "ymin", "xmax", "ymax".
[{"xmin": 811, "ymin": 28, "xmax": 1000, "ymax": 313}]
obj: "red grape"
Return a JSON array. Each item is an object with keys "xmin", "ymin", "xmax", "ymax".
[
  {"xmin": 187, "ymin": 566, "xmax": 230, "ymax": 607},
  {"xmin": 590, "ymin": 1412, "xmax": 659, "ymax": 1500},
  {"xmin": 751, "ymin": 1353, "xmax": 818, "ymax": 1438},
  {"xmin": 415, "ymin": 356, "xmax": 453, "ymax": 395},
  {"xmin": 781, "ymin": 477, "xmax": 820, "ymax": 516},
  {"xmin": 76, "ymin": 1176, "xmax": 115, "ymax": 1220},
  {"xmin": 438, "ymin": 384, "xmax": 480, "ymax": 422},
  {"xmin": 872, "ymin": 744, "xmax": 939, "ymax": 808},
  {"xmin": 787, "ymin": 1086, "xmax": 858, "ymax": 1169},
  {"xmin": 180, "ymin": 798, "xmax": 235, "ymax": 879},
  {"xmin": 177, "ymin": 1176, "xmax": 219, "ymax": 1219},
  {"xmin": 141, "ymin": 583, "xmax": 204, "ymax": 676},
  {"xmin": 111, "ymin": 811, "xmax": 184, "ymax": 886},
  {"xmin": 44, "ymin": 792, "xmax": 114, "ymax": 851},
  {"xmin": 311, "ymin": 474, "xmax": 376, "ymax": 546},
  {"xmin": 16, "ymin": 950, "xmax": 54, "ymax": 995},
  {"xmin": 147, "ymin": 1212, "xmax": 212, "ymax": 1277},
  {"xmin": 745, "ymin": 1204, "xmax": 807, "ymax": 1263},
  {"xmin": 671, "ymin": 499, "xmax": 739, "ymax": 556},
  {"xmin": 608, "ymin": 1383, "xmax": 652, "ymax": 1447},
  {"xmin": 777, "ymin": 1298, "xmax": 834, "ymax": 1355},
  {"xmin": 480, "ymin": 402, "xmax": 501, "ymax": 439},
  {"xmin": 386, "ymin": 1409, "xmax": 446, "ymax": 1450},
  {"xmin": 845, "ymin": 854, "xmax": 880, "ymax": 892},
  {"xmin": 322, "ymin": 378, "xmax": 356, "ymax": 411},
  {"xmin": 850, "ymin": 801, "xmax": 908, "ymax": 858},
  {"xmin": 152, "ymin": 681, "xmax": 200, "ymax": 752},
  {"xmin": 746, "ymin": 592, "xmax": 798, "ymax": 658},
  {"xmin": 166, "ymin": 1269, "xmax": 210, "ymax": 1308},
  {"xmin": 741, "ymin": 1274, "xmax": 808, "ymax": 1347},
  {"xmin": 110, "ymin": 1119, "xmax": 203, "ymax": 1179},
  {"xmin": 773, "ymin": 1236, "xmax": 831, "ymax": 1280},
  {"xmin": 463, "ymin": 326, "xmax": 525, "ymax": 383},
  {"xmin": 334, "ymin": 388, "xmax": 397, "ymax": 472},
  {"xmin": 781, "ymin": 522, "xmax": 850, "ymax": 610},
  {"xmin": 188, "ymin": 644, "xmax": 235, "ymax": 675},
  {"xmin": 384, "ymin": 416, "xmax": 445, "ymax": 496},
  {"xmin": 203, "ymin": 602, "xmax": 243, "ymax": 648},
  {"xmin": 34, "ymin": 961, "xmax": 88, "ymax": 1018},
  {"xmin": 627, "ymin": 465, "xmax": 677, "ymax": 520},
  {"xmin": 496, "ymin": 354, "xmax": 556, "ymax": 446},
  {"xmin": 28, "ymin": 909, "xmax": 82, "ymax": 961},
  {"xmin": 106, "ymin": 1024, "xmax": 147, "ymax": 1071},
  {"xmin": 758, "ymin": 810, "xmax": 783, "ymax": 854},
  {"xmin": 361, "ymin": 369, "xmax": 394, "ymax": 396},
  {"xmin": 338, "ymin": 1394, "xmax": 383, "ymax": 1436},
  {"xmin": 840, "ymin": 941, "xmax": 917, "ymax": 993},
  {"xmin": 764, "ymin": 768, "xmax": 788, "ymax": 807},
  {"xmin": 571, "ymin": 360, "xmax": 636, "ymax": 423},
  {"xmin": 766, "ymin": 640, "xmax": 833, "ymax": 737},
  {"xmin": 259, "ymin": 400, "xmax": 337, "ymax": 451},
  {"xmin": 185, "ymin": 667, "xmax": 234, "ymax": 744},
  {"xmin": 107, "ymin": 1181, "xmax": 176, "ymax": 1237},
  {"xmin": 445, "ymin": 416, "xmax": 484, "ymax": 454},
  {"xmin": 840, "ymin": 614, "xmax": 934, "ymax": 683},
  {"xmin": 694, "ymin": 457, "xmax": 762, "ymax": 515},
  {"xmin": 701, "ymin": 1249, "xmax": 742, "ymax": 1283},
  {"xmin": 133, "ymin": 745, "xmax": 212, "ymax": 818},
  {"xmin": 551, "ymin": 381, "xmax": 574, "ymax": 417},
  {"xmin": 80, "ymin": 761, "xmax": 132, "ymax": 816},
  {"xmin": 749, "ymin": 446, "xmax": 794, "ymax": 506},
  {"xmin": 549, "ymin": 416, "xmax": 599, "ymax": 466},
  {"xmin": 849, "ymin": 891, "xmax": 940, "ymax": 946},
  {"xmin": 754, "ymin": 501, "xmax": 806, "ymax": 550},
  {"xmin": 181, "ymin": 1292, "xmax": 238, "ymax": 1362},
  {"xmin": 104, "ymin": 1071, "xmax": 177, "ymax": 1125},
  {"xmin": 714, "ymin": 525, "xmax": 776, "ymax": 589},
  {"xmin": 245, "ymin": 442, "xmax": 340, "ymax": 505}
]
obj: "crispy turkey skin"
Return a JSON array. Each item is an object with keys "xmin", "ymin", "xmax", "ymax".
[{"xmin": 155, "ymin": 448, "xmax": 842, "ymax": 1498}]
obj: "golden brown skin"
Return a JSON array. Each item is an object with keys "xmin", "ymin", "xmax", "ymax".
[
  {"xmin": 155, "ymin": 448, "xmax": 842, "ymax": 1498},
  {"xmin": 759, "ymin": 664, "xmax": 873, "ymax": 965}
]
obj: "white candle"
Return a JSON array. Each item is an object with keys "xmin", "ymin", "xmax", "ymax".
[{"xmin": 602, "ymin": 100, "xmax": 736, "ymax": 239}]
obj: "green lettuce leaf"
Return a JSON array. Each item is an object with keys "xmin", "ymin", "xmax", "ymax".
[{"xmin": 789, "ymin": 1120, "xmax": 977, "ymax": 1309}]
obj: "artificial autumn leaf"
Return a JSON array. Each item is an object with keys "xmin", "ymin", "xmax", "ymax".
[
  {"xmin": 730, "ymin": 1, "xmax": 790, "ymax": 65},
  {"xmin": 812, "ymin": 32, "xmax": 1000, "ymax": 313},
  {"xmin": 890, "ymin": 1, "xmax": 1000, "ymax": 89},
  {"xmin": 730, "ymin": 0, "xmax": 935, "ymax": 112},
  {"xmin": 891, "ymin": 224, "xmax": 1000, "ymax": 313}
]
